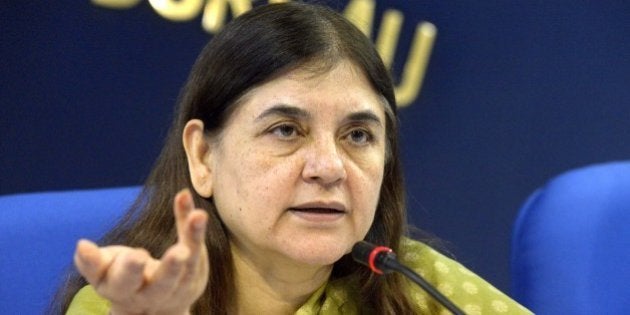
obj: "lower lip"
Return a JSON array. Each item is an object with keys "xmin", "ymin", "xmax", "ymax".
[{"xmin": 289, "ymin": 210, "xmax": 345, "ymax": 223}]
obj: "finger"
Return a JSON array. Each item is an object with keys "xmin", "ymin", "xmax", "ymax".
[
  {"xmin": 180, "ymin": 211, "xmax": 208, "ymax": 285},
  {"xmin": 143, "ymin": 254, "xmax": 161, "ymax": 280},
  {"xmin": 140, "ymin": 245, "xmax": 187, "ymax": 299},
  {"xmin": 74, "ymin": 239, "xmax": 105, "ymax": 285},
  {"xmin": 102, "ymin": 248, "xmax": 151, "ymax": 297},
  {"xmin": 184, "ymin": 210, "xmax": 208, "ymax": 251},
  {"xmin": 174, "ymin": 190, "xmax": 208, "ymax": 250},
  {"xmin": 174, "ymin": 189, "xmax": 194, "ymax": 244},
  {"xmin": 170, "ymin": 189, "xmax": 209, "ymax": 289},
  {"xmin": 74, "ymin": 239, "xmax": 121, "ymax": 285}
]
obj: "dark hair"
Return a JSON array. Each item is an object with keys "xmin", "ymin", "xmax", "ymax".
[{"xmin": 52, "ymin": 2, "xmax": 412, "ymax": 314}]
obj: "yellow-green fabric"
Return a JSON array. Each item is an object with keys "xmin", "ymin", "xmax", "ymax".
[
  {"xmin": 67, "ymin": 285, "xmax": 111, "ymax": 315},
  {"xmin": 68, "ymin": 239, "xmax": 532, "ymax": 314}
]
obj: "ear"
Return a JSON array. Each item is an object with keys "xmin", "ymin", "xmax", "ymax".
[{"xmin": 183, "ymin": 119, "xmax": 213, "ymax": 198}]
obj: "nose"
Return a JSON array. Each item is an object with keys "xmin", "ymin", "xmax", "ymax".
[{"xmin": 302, "ymin": 136, "xmax": 347, "ymax": 186}]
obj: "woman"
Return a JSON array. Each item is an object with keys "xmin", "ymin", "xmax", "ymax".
[{"xmin": 55, "ymin": 2, "xmax": 531, "ymax": 314}]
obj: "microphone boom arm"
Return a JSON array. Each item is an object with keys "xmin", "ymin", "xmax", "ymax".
[{"xmin": 352, "ymin": 241, "xmax": 465, "ymax": 315}]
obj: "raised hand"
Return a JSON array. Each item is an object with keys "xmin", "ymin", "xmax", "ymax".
[{"xmin": 74, "ymin": 189, "xmax": 209, "ymax": 315}]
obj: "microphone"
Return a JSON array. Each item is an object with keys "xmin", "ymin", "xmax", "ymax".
[{"xmin": 352, "ymin": 241, "xmax": 465, "ymax": 315}]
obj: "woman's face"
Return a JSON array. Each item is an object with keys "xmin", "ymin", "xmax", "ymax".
[{"xmin": 209, "ymin": 60, "xmax": 387, "ymax": 267}]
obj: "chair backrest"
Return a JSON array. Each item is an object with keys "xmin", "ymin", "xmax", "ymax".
[
  {"xmin": 511, "ymin": 161, "xmax": 630, "ymax": 314},
  {"xmin": 0, "ymin": 186, "xmax": 141, "ymax": 314}
]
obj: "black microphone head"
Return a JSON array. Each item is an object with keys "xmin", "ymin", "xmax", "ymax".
[
  {"xmin": 352, "ymin": 241, "xmax": 396, "ymax": 274},
  {"xmin": 351, "ymin": 241, "xmax": 376, "ymax": 267}
]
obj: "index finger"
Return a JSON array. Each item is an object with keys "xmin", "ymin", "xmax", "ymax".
[{"xmin": 173, "ymin": 189, "xmax": 208, "ymax": 250}]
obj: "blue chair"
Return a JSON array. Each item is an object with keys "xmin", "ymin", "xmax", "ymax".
[
  {"xmin": 0, "ymin": 186, "xmax": 141, "ymax": 314},
  {"xmin": 511, "ymin": 161, "xmax": 630, "ymax": 314}
]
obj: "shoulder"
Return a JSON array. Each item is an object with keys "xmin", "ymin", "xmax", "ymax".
[
  {"xmin": 66, "ymin": 285, "xmax": 110, "ymax": 315},
  {"xmin": 399, "ymin": 238, "xmax": 533, "ymax": 315}
]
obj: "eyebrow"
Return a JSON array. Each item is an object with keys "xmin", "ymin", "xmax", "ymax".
[
  {"xmin": 344, "ymin": 111, "xmax": 383, "ymax": 127},
  {"xmin": 255, "ymin": 104, "xmax": 311, "ymax": 122},
  {"xmin": 254, "ymin": 104, "xmax": 383, "ymax": 127}
]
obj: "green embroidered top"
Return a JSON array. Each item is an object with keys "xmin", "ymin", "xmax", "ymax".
[{"xmin": 67, "ymin": 239, "xmax": 532, "ymax": 314}]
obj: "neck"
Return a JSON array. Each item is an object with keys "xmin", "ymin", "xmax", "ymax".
[{"xmin": 230, "ymin": 242, "xmax": 333, "ymax": 315}]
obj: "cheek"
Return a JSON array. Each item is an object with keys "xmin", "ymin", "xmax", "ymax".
[
  {"xmin": 357, "ymin": 154, "xmax": 386, "ymax": 195},
  {"xmin": 351, "ymin": 158, "xmax": 385, "ymax": 225},
  {"xmin": 213, "ymin": 147, "xmax": 299, "ymax": 215}
]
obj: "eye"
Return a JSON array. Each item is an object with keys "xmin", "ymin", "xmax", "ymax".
[
  {"xmin": 270, "ymin": 123, "xmax": 300, "ymax": 139},
  {"xmin": 346, "ymin": 128, "xmax": 373, "ymax": 145}
]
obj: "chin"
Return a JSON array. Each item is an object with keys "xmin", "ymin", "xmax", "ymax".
[
  {"xmin": 293, "ymin": 252, "xmax": 344, "ymax": 266},
  {"xmin": 282, "ymin": 237, "xmax": 354, "ymax": 266}
]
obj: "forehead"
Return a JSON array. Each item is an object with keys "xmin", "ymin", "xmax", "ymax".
[{"xmin": 233, "ymin": 60, "xmax": 387, "ymax": 118}]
